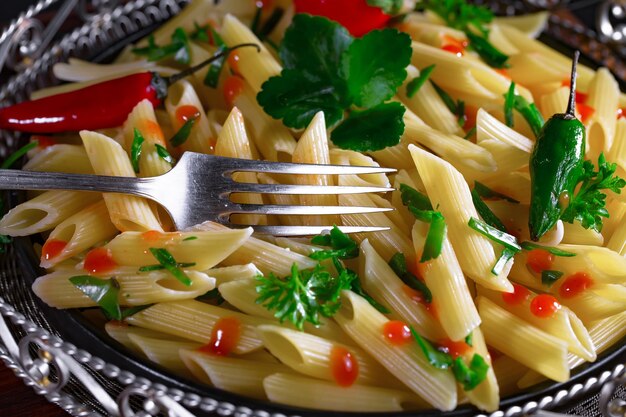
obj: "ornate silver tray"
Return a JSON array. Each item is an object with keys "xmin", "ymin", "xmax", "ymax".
[{"xmin": 0, "ymin": 1, "xmax": 624, "ymax": 416}]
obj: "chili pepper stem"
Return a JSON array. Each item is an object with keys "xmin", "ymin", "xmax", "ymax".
[{"xmin": 565, "ymin": 50, "xmax": 580, "ymax": 119}]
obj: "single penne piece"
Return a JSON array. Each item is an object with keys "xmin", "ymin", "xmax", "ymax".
[
  {"xmin": 334, "ymin": 291, "xmax": 457, "ymax": 411},
  {"xmin": 0, "ymin": 190, "xmax": 100, "ymax": 236},
  {"xmin": 127, "ymin": 334, "xmax": 201, "ymax": 378},
  {"xmin": 191, "ymin": 221, "xmax": 317, "ymax": 275},
  {"xmin": 567, "ymin": 311, "xmax": 626, "ymax": 368},
  {"xmin": 40, "ymin": 200, "xmax": 118, "ymax": 268},
  {"xmin": 339, "ymin": 193, "xmax": 415, "ymax": 265},
  {"xmin": 359, "ymin": 239, "xmax": 445, "ymax": 342},
  {"xmin": 263, "ymin": 373, "xmax": 428, "ymax": 412},
  {"xmin": 215, "ymin": 107, "xmax": 266, "ymax": 226},
  {"xmin": 411, "ymin": 222, "xmax": 481, "ymax": 341},
  {"xmin": 399, "ymin": 66, "xmax": 463, "ymax": 136},
  {"xmin": 230, "ymin": 77, "xmax": 296, "ymax": 161},
  {"xmin": 586, "ymin": 68, "xmax": 619, "ymax": 155},
  {"xmin": 104, "ymin": 228, "xmax": 252, "ymax": 271},
  {"xmin": 408, "ymin": 144, "xmax": 514, "ymax": 292},
  {"xmin": 180, "ymin": 350, "xmax": 292, "ymax": 400},
  {"xmin": 477, "ymin": 296, "xmax": 569, "ymax": 382},
  {"xmin": 206, "ymin": 263, "xmax": 262, "ymax": 284},
  {"xmin": 164, "ymin": 80, "xmax": 214, "ymax": 154},
  {"xmin": 32, "ymin": 269, "xmax": 215, "ymax": 308},
  {"xmin": 218, "ymin": 278, "xmax": 355, "ymax": 346},
  {"xmin": 292, "ymin": 112, "xmax": 337, "ymax": 226},
  {"xmin": 220, "ymin": 14, "xmax": 282, "ymax": 92},
  {"xmin": 125, "ymin": 300, "xmax": 273, "ymax": 354},
  {"xmin": 256, "ymin": 324, "xmax": 406, "ymax": 389},
  {"xmin": 23, "ymin": 144, "xmax": 94, "ymax": 174},
  {"xmin": 478, "ymin": 286, "xmax": 595, "ymax": 361},
  {"xmin": 80, "ymin": 130, "xmax": 162, "ymax": 232},
  {"xmin": 122, "ymin": 99, "xmax": 172, "ymax": 177}
]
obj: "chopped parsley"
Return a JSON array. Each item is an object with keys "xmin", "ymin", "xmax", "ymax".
[
  {"xmin": 138, "ymin": 262, "xmax": 196, "ymax": 272},
  {"xmin": 512, "ymin": 91, "xmax": 544, "ymax": 138},
  {"xmin": 154, "ymin": 143, "xmax": 176, "ymax": 165},
  {"xmin": 504, "ymin": 82, "xmax": 516, "ymax": 127},
  {"xmin": 542, "ymin": 270, "xmax": 564, "ymax": 287},
  {"xmin": 182, "ymin": 236, "xmax": 198, "ymax": 241},
  {"xmin": 367, "ymin": 0, "xmax": 403, "ymax": 14},
  {"xmin": 431, "ymin": 82, "xmax": 466, "ymax": 127},
  {"xmin": 520, "ymin": 242, "xmax": 576, "ymax": 257},
  {"xmin": 388, "ymin": 252, "xmax": 432, "ymax": 303},
  {"xmin": 406, "ymin": 64, "xmax": 435, "ymax": 98},
  {"xmin": 130, "ymin": 128, "xmax": 144, "ymax": 173},
  {"xmin": 257, "ymin": 14, "xmax": 412, "ymax": 152},
  {"xmin": 471, "ymin": 188, "xmax": 507, "ymax": 232},
  {"xmin": 204, "ymin": 30, "xmax": 226, "ymax": 88},
  {"xmin": 147, "ymin": 248, "xmax": 192, "ymax": 286},
  {"xmin": 132, "ymin": 28, "xmax": 191, "ymax": 65},
  {"xmin": 474, "ymin": 181, "xmax": 519, "ymax": 203},
  {"xmin": 69, "ymin": 276, "xmax": 122, "ymax": 320},
  {"xmin": 468, "ymin": 217, "xmax": 521, "ymax": 275},
  {"xmin": 170, "ymin": 115, "xmax": 198, "ymax": 147}
]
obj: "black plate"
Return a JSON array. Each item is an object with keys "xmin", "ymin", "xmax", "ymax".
[{"xmin": 5, "ymin": 12, "xmax": 626, "ymax": 417}]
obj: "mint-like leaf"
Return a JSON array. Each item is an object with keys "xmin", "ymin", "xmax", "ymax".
[
  {"xmin": 342, "ymin": 29, "xmax": 412, "ymax": 108},
  {"xmin": 331, "ymin": 102, "xmax": 405, "ymax": 151}
]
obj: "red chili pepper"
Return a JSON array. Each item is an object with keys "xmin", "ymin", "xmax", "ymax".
[
  {"xmin": 0, "ymin": 43, "xmax": 259, "ymax": 134},
  {"xmin": 293, "ymin": 0, "xmax": 391, "ymax": 37}
]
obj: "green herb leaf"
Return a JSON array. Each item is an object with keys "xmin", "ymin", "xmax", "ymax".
[
  {"xmin": 388, "ymin": 252, "xmax": 432, "ymax": 303},
  {"xmin": 138, "ymin": 262, "xmax": 196, "ymax": 272},
  {"xmin": 399, "ymin": 183, "xmax": 433, "ymax": 211},
  {"xmin": 69, "ymin": 276, "xmax": 121, "ymax": 320},
  {"xmin": 120, "ymin": 304, "xmax": 153, "ymax": 319},
  {"xmin": 170, "ymin": 116, "xmax": 198, "ymax": 147},
  {"xmin": 204, "ymin": 37, "xmax": 226, "ymax": 88},
  {"xmin": 421, "ymin": 212, "xmax": 446, "ymax": 262},
  {"xmin": 148, "ymin": 248, "xmax": 192, "ymax": 286},
  {"xmin": 520, "ymin": 242, "xmax": 576, "ymax": 257},
  {"xmin": 513, "ymin": 94, "xmax": 544, "ymax": 139},
  {"xmin": 257, "ymin": 70, "xmax": 346, "ymax": 129},
  {"xmin": 330, "ymin": 102, "xmax": 405, "ymax": 152},
  {"xmin": 367, "ymin": 0, "xmax": 403, "ymax": 14},
  {"xmin": 1, "ymin": 141, "xmax": 38, "ymax": 169},
  {"xmin": 464, "ymin": 126, "xmax": 476, "ymax": 140},
  {"xmin": 410, "ymin": 326, "xmax": 453, "ymax": 369},
  {"xmin": 431, "ymin": 82, "xmax": 465, "ymax": 127},
  {"xmin": 560, "ymin": 153, "xmax": 626, "ymax": 232},
  {"xmin": 504, "ymin": 82, "xmax": 516, "ymax": 127},
  {"xmin": 542, "ymin": 270, "xmax": 564, "ymax": 287},
  {"xmin": 468, "ymin": 217, "xmax": 521, "ymax": 252},
  {"xmin": 471, "ymin": 189, "xmax": 507, "ymax": 231},
  {"xmin": 349, "ymin": 270, "xmax": 390, "ymax": 314},
  {"xmin": 465, "ymin": 332, "xmax": 473, "ymax": 347},
  {"xmin": 492, "ymin": 247, "xmax": 516, "ymax": 275},
  {"xmin": 183, "ymin": 236, "xmax": 198, "ymax": 241},
  {"xmin": 415, "ymin": 0, "xmax": 493, "ymax": 36},
  {"xmin": 474, "ymin": 181, "xmax": 519, "ymax": 203},
  {"xmin": 452, "ymin": 354, "xmax": 490, "ymax": 391},
  {"xmin": 190, "ymin": 22, "xmax": 210, "ymax": 43},
  {"xmin": 465, "ymin": 31, "xmax": 509, "ymax": 68},
  {"xmin": 406, "ymin": 65, "xmax": 435, "ymax": 98},
  {"xmin": 310, "ymin": 226, "xmax": 359, "ymax": 260},
  {"xmin": 154, "ymin": 144, "xmax": 176, "ymax": 165},
  {"xmin": 130, "ymin": 128, "xmax": 145, "ymax": 174},
  {"xmin": 343, "ymin": 29, "xmax": 412, "ymax": 108},
  {"xmin": 171, "ymin": 28, "xmax": 191, "ymax": 64},
  {"xmin": 132, "ymin": 29, "xmax": 191, "ymax": 64}
]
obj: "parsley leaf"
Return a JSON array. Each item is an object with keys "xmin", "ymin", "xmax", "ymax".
[
  {"xmin": 560, "ymin": 153, "xmax": 626, "ymax": 232},
  {"xmin": 410, "ymin": 326, "xmax": 454, "ymax": 369},
  {"xmin": 204, "ymin": 29, "xmax": 226, "ymax": 88},
  {"xmin": 310, "ymin": 226, "xmax": 359, "ymax": 260},
  {"xmin": 542, "ymin": 270, "xmax": 564, "ymax": 287},
  {"xmin": 190, "ymin": 22, "xmax": 210, "ymax": 43},
  {"xmin": 471, "ymin": 188, "xmax": 507, "ymax": 231},
  {"xmin": 468, "ymin": 217, "xmax": 521, "ymax": 252},
  {"xmin": 388, "ymin": 252, "xmax": 432, "ymax": 303},
  {"xmin": 453, "ymin": 354, "xmax": 490, "ymax": 391},
  {"xmin": 154, "ymin": 143, "xmax": 176, "ymax": 165},
  {"xmin": 258, "ymin": 70, "xmax": 346, "ymax": 129},
  {"xmin": 330, "ymin": 102, "xmax": 405, "ymax": 151},
  {"xmin": 406, "ymin": 64, "xmax": 435, "ymax": 98},
  {"xmin": 513, "ymin": 93, "xmax": 544, "ymax": 139},
  {"xmin": 504, "ymin": 82, "xmax": 516, "ymax": 127},
  {"xmin": 148, "ymin": 248, "xmax": 192, "ymax": 286},
  {"xmin": 465, "ymin": 31, "xmax": 509, "ymax": 68},
  {"xmin": 170, "ymin": 115, "xmax": 198, "ymax": 147},
  {"xmin": 130, "ymin": 128, "xmax": 144, "ymax": 174},
  {"xmin": 255, "ymin": 263, "xmax": 352, "ymax": 330},
  {"xmin": 431, "ymin": 82, "xmax": 466, "ymax": 127},
  {"xmin": 367, "ymin": 0, "xmax": 403, "ymax": 14},
  {"xmin": 520, "ymin": 242, "xmax": 576, "ymax": 257},
  {"xmin": 465, "ymin": 332, "xmax": 473, "ymax": 347},
  {"xmin": 138, "ymin": 262, "xmax": 196, "ymax": 272},
  {"xmin": 399, "ymin": 183, "xmax": 432, "ymax": 211},
  {"xmin": 69, "ymin": 276, "xmax": 122, "ymax": 320},
  {"xmin": 342, "ymin": 29, "xmax": 412, "ymax": 108},
  {"xmin": 132, "ymin": 28, "xmax": 191, "ymax": 65}
]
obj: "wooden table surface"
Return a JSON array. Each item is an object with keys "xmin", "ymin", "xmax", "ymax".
[{"xmin": 0, "ymin": 362, "xmax": 67, "ymax": 417}]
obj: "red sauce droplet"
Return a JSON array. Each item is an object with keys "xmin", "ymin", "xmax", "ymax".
[
  {"xmin": 617, "ymin": 108, "xmax": 625, "ymax": 119},
  {"xmin": 84, "ymin": 247, "xmax": 117, "ymax": 274},
  {"xmin": 140, "ymin": 120, "xmax": 165, "ymax": 144},
  {"xmin": 223, "ymin": 75, "xmax": 245, "ymax": 108},
  {"xmin": 578, "ymin": 103, "xmax": 595, "ymax": 124},
  {"xmin": 329, "ymin": 346, "xmax": 359, "ymax": 387},
  {"xmin": 175, "ymin": 105, "xmax": 201, "ymax": 125},
  {"xmin": 526, "ymin": 249, "xmax": 554, "ymax": 274},
  {"xmin": 227, "ymin": 51, "xmax": 241, "ymax": 74},
  {"xmin": 41, "ymin": 239, "xmax": 67, "ymax": 261},
  {"xmin": 382, "ymin": 320, "xmax": 412, "ymax": 346},
  {"xmin": 502, "ymin": 283, "xmax": 531, "ymax": 305},
  {"xmin": 441, "ymin": 35, "xmax": 467, "ymax": 57},
  {"xmin": 437, "ymin": 338, "xmax": 471, "ymax": 359},
  {"xmin": 402, "ymin": 285, "xmax": 437, "ymax": 318},
  {"xmin": 559, "ymin": 272, "xmax": 594, "ymax": 299},
  {"xmin": 530, "ymin": 294, "xmax": 561, "ymax": 318},
  {"xmin": 199, "ymin": 317, "xmax": 241, "ymax": 356},
  {"xmin": 141, "ymin": 230, "xmax": 165, "ymax": 243},
  {"xmin": 33, "ymin": 135, "xmax": 57, "ymax": 148},
  {"xmin": 495, "ymin": 68, "xmax": 510, "ymax": 79},
  {"xmin": 254, "ymin": 0, "xmax": 273, "ymax": 10}
]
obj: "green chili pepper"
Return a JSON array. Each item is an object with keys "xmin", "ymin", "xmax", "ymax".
[{"xmin": 528, "ymin": 51, "xmax": 585, "ymax": 241}]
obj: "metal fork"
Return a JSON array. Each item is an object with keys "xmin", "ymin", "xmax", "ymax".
[{"xmin": 0, "ymin": 152, "xmax": 396, "ymax": 236}]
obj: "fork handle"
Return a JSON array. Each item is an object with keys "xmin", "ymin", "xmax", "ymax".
[{"xmin": 0, "ymin": 169, "xmax": 156, "ymax": 198}]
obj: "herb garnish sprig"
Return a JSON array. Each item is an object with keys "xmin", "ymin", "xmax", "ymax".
[
  {"xmin": 257, "ymin": 14, "xmax": 412, "ymax": 152},
  {"xmin": 132, "ymin": 28, "xmax": 191, "ymax": 65}
]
